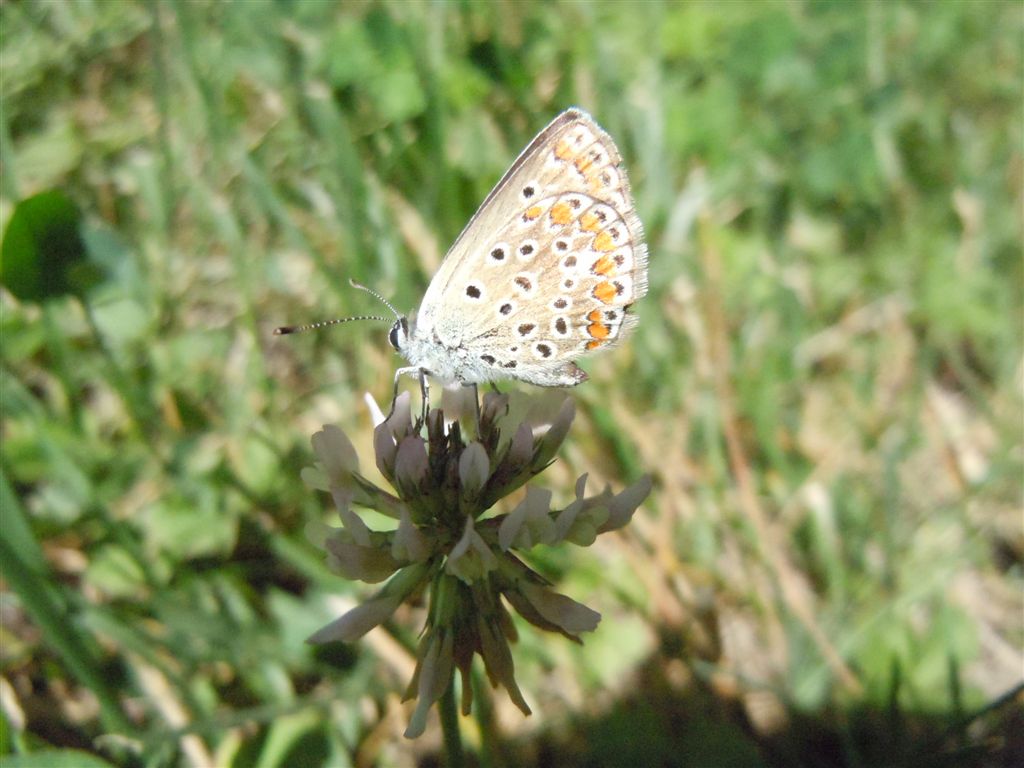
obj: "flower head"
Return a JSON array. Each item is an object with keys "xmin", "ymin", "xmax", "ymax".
[{"xmin": 305, "ymin": 390, "xmax": 651, "ymax": 737}]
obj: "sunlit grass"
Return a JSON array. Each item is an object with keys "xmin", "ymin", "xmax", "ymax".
[{"xmin": 1, "ymin": 1, "xmax": 1021, "ymax": 766}]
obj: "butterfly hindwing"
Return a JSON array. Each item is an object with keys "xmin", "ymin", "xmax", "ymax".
[{"xmin": 405, "ymin": 108, "xmax": 647, "ymax": 387}]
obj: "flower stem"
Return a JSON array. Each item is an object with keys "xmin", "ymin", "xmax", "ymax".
[{"xmin": 439, "ymin": 676, "xmax": 465, "ymax": 767}]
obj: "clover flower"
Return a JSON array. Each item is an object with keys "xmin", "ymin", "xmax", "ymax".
[{"xmin": 304, "ymin": 390, "xmax": 652, "ymax": 738}]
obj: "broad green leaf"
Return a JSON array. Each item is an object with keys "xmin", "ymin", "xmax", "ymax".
[{"xmin": 0, "ymin": 190, "xmax": 101, "ymax": 301}]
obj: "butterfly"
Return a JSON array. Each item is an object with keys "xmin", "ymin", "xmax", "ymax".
[{"xmin": 279, "ymin": 108, "xmax": 646, "ymax": 411}]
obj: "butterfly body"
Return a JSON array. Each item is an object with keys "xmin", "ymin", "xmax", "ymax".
[{"xmin": 390, "ymin": 108, "xmax": 647, "ymax": 391}]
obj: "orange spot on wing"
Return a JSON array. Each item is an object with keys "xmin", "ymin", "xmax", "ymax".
[
  {"xmin": 574, "ymin": 155, "xmax": 594, "ymax": 175},
  {"xmin": 523, "ymin": 205, "xmax": 543, "ymax": 221},
  {"xmin": 579, "ymin": 212, "xmax": 601, "ymax": 232},
  {"xmin": 588, "ymin": 322, "xmax": 610, "ymax": 340},
  {"xmin": 587, "ymin": 309, "xmax": 602, "ymax": 322},
  {"xmin": 591, "ymin": 255, "xmax": 615, "ymax": 275},
  {"xmin": 549, "ymin": 201, "xmax": 572, "ymax": 225},
  {"xmin": 586, "ymin": 340, "xmax": 603, "ymax": 351},
  {"xmin": 555, "ymin": 138, "xmax": 574, "ymax": 160},
  {"xmin": 593, "ymin": 231, "xmax": 615, "ymax": 252},
  {"xmin": 593, "ymin": 281, "xmax": 617, "ymax": 304}
]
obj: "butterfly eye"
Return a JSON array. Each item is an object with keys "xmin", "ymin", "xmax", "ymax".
[{"xmin": 388, "ymin": 319, "xmax": 405, "ymax": 350}]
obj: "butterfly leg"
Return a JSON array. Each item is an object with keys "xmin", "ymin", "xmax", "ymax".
[
  {"xmin": 418, "ymin": 370, "xmax": 430, "ymax": 424},
  {"xmin": 391, "ymin": 366, "xmax": 430, "ymax": 423},
  {"xmin": 465, "ymin": 382, "xmax": 481, "ymax": 436}
]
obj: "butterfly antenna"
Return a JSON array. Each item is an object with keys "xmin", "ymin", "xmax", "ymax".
[
  {"xmin": 274, "ymin": 315, "xmax": 390, "ymax": 335},
  {"xmin": 348, "ymin": 279, "xmax": 402, "ymax": 321}
]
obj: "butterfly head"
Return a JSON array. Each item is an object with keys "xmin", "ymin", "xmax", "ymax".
[{"xmin": 388, "ymin": 316, "xmax": 410, "ymax": 353}]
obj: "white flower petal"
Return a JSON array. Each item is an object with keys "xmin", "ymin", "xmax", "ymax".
[
  {"xmin": 565, "ymin": 517, "xmax": 600, "ymax": 546},
  {"xmin": 476, "ymin": 614, "xmax": 531, "ymax": 716},
  {"xmin": 311, "ymin": 425, "xmax": 359, "ymax": 480},
  {"xmin": 419, "ymin": 632, "xmax": 455, "ymax": 709},
  {"xmin": 363, "ymin": 391, "xmax": 387, "ymax": 427},
  {"xmin": 441, "ymin": 385, "xmax": 478, "ymax": 424},
  {"xmin": 574, "ymin": 473, "xmax": 588, "ymax": 499},
  {"xmin": 531, "ymin": 398, "xmax": 575, "ymax": 470},
  {"xmin": 373, "ymin": 419, "xmax": 398, "ymax": 476},
  {"xmin": 325, "ymin": 535, "xmax": 401, "ymax": 582},
  {"xmin": 330, "ymin": 486, "xmax": 371, "ymax": 546},
  {"xmin": 498, "ymin": 504, "xmax": 525, "ymax": 553},
  {"xmin": 385, "ymin": 391, "xmax": 412, "ymax": 438},
  {"xmin": 394, "ymin": 436, "xmax": 428, "ymax": 490},
  {"xmin": 480, "ymin": 392, "xmax": 510, "ymax": 426},
  {"xmin": 300, "ymin": 466, "xmax": 328, "ymax": 492},
  {"xmin": 458, "ymin": 441, "xmax": 490, "ymax": 496},
  {"xmin": 499, "ymin": 486, "xmax": 554, "ymax": 551},
  {"xmin": 505, "ymin": 422, "xmax": 533, "ymax": 470},
  {"xmin": 519, "ymin": 582, "xmax": 601, "ymax": 634},
  {"xmin": 404, "ymin": 630, "xmax": 455, "ymax": 738},
  {"xmin": 553, "ymin": 499, "xmax": 582, "ymax": 542},
  {"xmin": 304, "ymin": 520, "xmax": 332, "ymax": 548},
  {"xmin": 392, "ymin": 506, "xmax": 431, "ymax": 562},
  {"xmin": 447, "ymin": 515, "xmax": 498, "ymax": 583},
  {"xmin": 306, "ymin": 591, "xmax": 403, "ymax": 644},
  {"xmin": 599, "ymin": 475, "xmax": 653, "ymax": 532},
  {"xmin": 308, "ymin": 561, "xmax": 431, "ymax": 645}
]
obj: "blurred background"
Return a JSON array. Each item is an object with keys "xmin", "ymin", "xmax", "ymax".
[{"xmin": 1, "ymin": 1, "xmax": 1021, "ymax": 766}]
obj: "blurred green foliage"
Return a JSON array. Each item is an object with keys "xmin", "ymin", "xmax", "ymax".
[{"xmin": 1, "ymin": 1, "xmax": 1021, "ymax": 766}]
